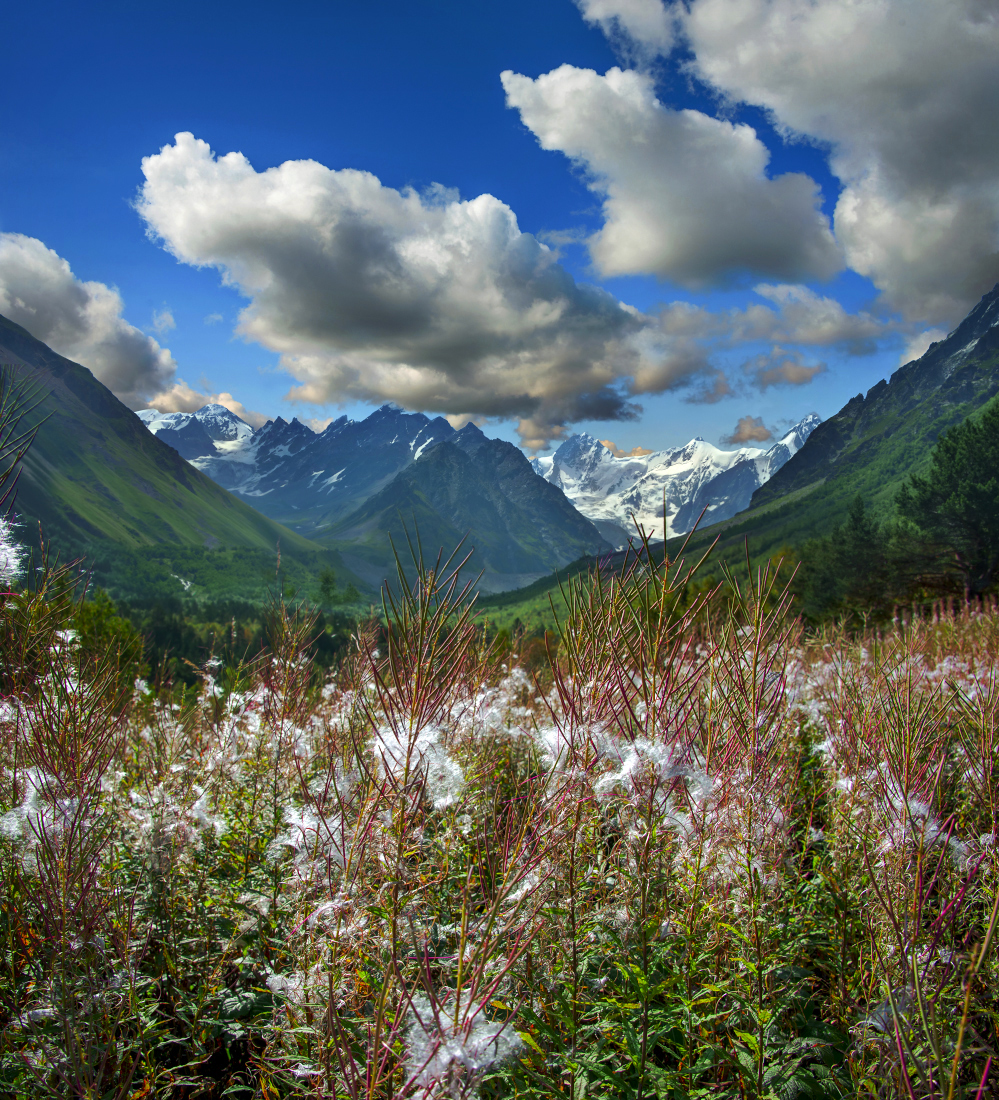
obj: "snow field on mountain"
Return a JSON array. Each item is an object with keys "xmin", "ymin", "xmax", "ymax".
[
  {"xmin": 135, "ymin": 403, "xmax": 820, "ymax": 549},
  {"xmin": 533, "ymin": 414, "xmax": 821, "ymax": 541}
]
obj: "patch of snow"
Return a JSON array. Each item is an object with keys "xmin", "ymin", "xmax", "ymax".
[
  {"xmin": 136, "ymin": 409, "xmax": 193, "ymax": 435},
  {"xmin": 534, "ymin": 414, "xmax": 821, "ymax": 543}
]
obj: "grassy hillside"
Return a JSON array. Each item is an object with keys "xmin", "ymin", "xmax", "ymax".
[
  {"xmin": 669, "ymin": 347, "xmax": 999, "ymax": 571},
  {"xmin": 0, "ymin": 315, "xmax": 370, "ymax": 602},
  {"xmin": 476, "ymin": 287, "xmax": 999, "ymax": 633}
]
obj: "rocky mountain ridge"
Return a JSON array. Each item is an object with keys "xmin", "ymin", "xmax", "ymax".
[{"xmin": 532, "ymin": 416, "xmax": 821, "ymax": 544}]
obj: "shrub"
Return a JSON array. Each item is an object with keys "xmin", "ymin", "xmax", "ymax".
[{"xmin": 1, "ymin": 541, "xmax": 997, "ymax": 1097}]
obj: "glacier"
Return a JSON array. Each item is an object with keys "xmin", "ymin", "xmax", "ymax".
[{"xmin": 531, "ymin": 416, "xmax": 821, "ymax": 546}]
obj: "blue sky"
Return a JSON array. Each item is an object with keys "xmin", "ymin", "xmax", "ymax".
[{"xmin": 2, "ymin": 0, "xmax": 996, "ymax": 453}]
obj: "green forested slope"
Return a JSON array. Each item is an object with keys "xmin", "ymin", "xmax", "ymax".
[
  {"xmin": 479, "ymin": 284, "xmax": 999, "ymax": 627},
  {"xmin": 668, "ymin": 282, "xmax": 999, "ymax": 566},
  {"xmin": 0, "ymin": 314, "xmax": 363, "ymax": 601},
  {"xmin": 325, "ymin": 432, "xmax": 610, "ymax": 592}
]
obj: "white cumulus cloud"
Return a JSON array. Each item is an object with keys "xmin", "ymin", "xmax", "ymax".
[
  {"xmin": 136, "ymin": 132, "xmax": 668, "ymax": 448},
  {"xmin": 0, "ymin": 232, "xmax": 179, "ymax": 408},
  {"xmin": 151, "ymin": 307, "xmax": 175, "ymax": 336},
  {"xmin": 501, "ymin": 64, "xmax": 842, "ymax": 287},
  {"xmin": 575, "ymin": 0, "xmax": 677, "ymax": 61},
  {"xmin": 537, "ymin": 0, "xmax": 999, "ymax": 323},
  {"xmin": 586, "ymin": 0, "xmax": 999, "ymax": 324}
]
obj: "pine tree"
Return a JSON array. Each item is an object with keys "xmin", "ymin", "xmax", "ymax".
[
  {"xmin": 896, "ymin": 399, "xmax": 999, "ymax": 597},
  {"xmin": 795, "ymin": 495, "xmax": 894, "ymax": 623}
]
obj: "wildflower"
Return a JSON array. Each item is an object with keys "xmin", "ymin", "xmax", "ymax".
[
  {"xmin": 0, "ymin": 514, "xmax": 24, "ymax": 587},
  {"xmin": 266, "ymin": 965, "xmax": 326, "ymax": 1007},
  {"xmin": 373, "ymin": 724, "xmax": 464, "ymax": 810},
  {"xmin": 1, "ymin": 767, "xmax": 81, "ymax": 849},
  {"xmin": 407, "ymin": 996, "xmax": 524, "ymax": 1096}
]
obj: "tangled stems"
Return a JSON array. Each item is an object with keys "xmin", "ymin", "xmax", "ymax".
[{"xmin": 1, "ymin": 541, "xmax": 998, "ymax": 1096}]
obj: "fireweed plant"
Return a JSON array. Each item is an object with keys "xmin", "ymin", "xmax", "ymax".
[{"xmin": 0, "ymin": 528, "xmax": 998, "ymax": 1098}]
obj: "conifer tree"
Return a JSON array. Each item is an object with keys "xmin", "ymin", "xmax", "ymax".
[{"xmin": 897, "ymin": 400, "xmax": 999, "ymax": 597}]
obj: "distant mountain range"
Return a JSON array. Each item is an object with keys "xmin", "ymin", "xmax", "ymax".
[
  {"xmin": 10, "ymin": 270, "xmax": 996, "ymax": 606},
  {"xmin": 139, "ymin": 404, "xmax": 613, "ymax": 591},
  {"xmin": 138, "ymin": 401, "xmax": 820, "ymax": 558},
  {"xmin": 530, "ymin": 417, "xmax": 820, "ymax": 544},
  {"xmin": 138, "ymin": 403, "xmax": 455, "ymax": 534},
  {"xmin": 0, "ymin": 313, "xmax": 613, "ymax": 597}
]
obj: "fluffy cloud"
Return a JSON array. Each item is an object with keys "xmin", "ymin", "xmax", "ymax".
[
  {"xmin": 585, "ymin": 0, "xmax": 999, "ymax": 323},
  {"xmin": 575, "ymin": 0, "xmax": 676, "ymax": 61},
  {"xmin": 0, "ymin": 232, "xmax": 178, "ymax": 408},
  {"xmin": 658, "ymin": 283, "xmax": 892, "ymax": 351},
  {"xmin": 743, "ymin": 346, "xmax": 826, "ymax": 390},
  {"xmin": 137, "ymin": 132, "xmax": 671, "ymax": 448},
  {"xmin": 151, "ymin": 307, "xmax": 175, "ymax": 336},
  {"xmin": 722, "ymin": 415, "xmax": 773, "ymax": 445},
  {"xmin": 502, "ymin": 64, "xmax": 842, "ymax": 287},
  {"xmin": 682, "ymin": 0, "xmax": 999, "ymax": 321}
]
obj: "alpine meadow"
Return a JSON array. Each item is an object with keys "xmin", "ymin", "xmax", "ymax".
[{"xmin": 4, "ymin": 0, "xmax": 999, "ymax": 1097}]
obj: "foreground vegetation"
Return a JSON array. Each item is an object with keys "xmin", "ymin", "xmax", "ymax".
[{"xmin": 1, "ymin": 533, "xmax": 998, "ymax": 1099}]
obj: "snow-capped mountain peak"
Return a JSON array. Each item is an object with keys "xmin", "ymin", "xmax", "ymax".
[
  {"xmin": 134, "ymin": 401, "xmax": 461, "ymax": 536},
  {"xmin": 531, "ymin": 415, "xmax": 821, "ymax": 545},
  {"xmin": 136, "ymin": 403, "xmax": 253, "ymax": 457},
  {"xmin": 194, "ymin": 403, "xmax": 253, "ymax": 442}
]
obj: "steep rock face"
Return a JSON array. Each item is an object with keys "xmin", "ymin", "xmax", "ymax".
[
  {"xmin": 326, "ymin": 424, "xmax": 611, "ymax": 591},
  {"xmin": 532, "ymin": 416, "xmax": 821, "ymax": 543},
  {"xmin": 752, "ymin": 283, "xmax": 999, "ymax": 512}
]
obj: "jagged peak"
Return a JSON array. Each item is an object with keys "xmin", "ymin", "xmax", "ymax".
[
  {"xmin": 370, "ymin": 402, "xmax": 411, "ymax": 419},
  {"xmin": 320, "ymin": 415, "xmax": 350, "ymax": 435}
]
